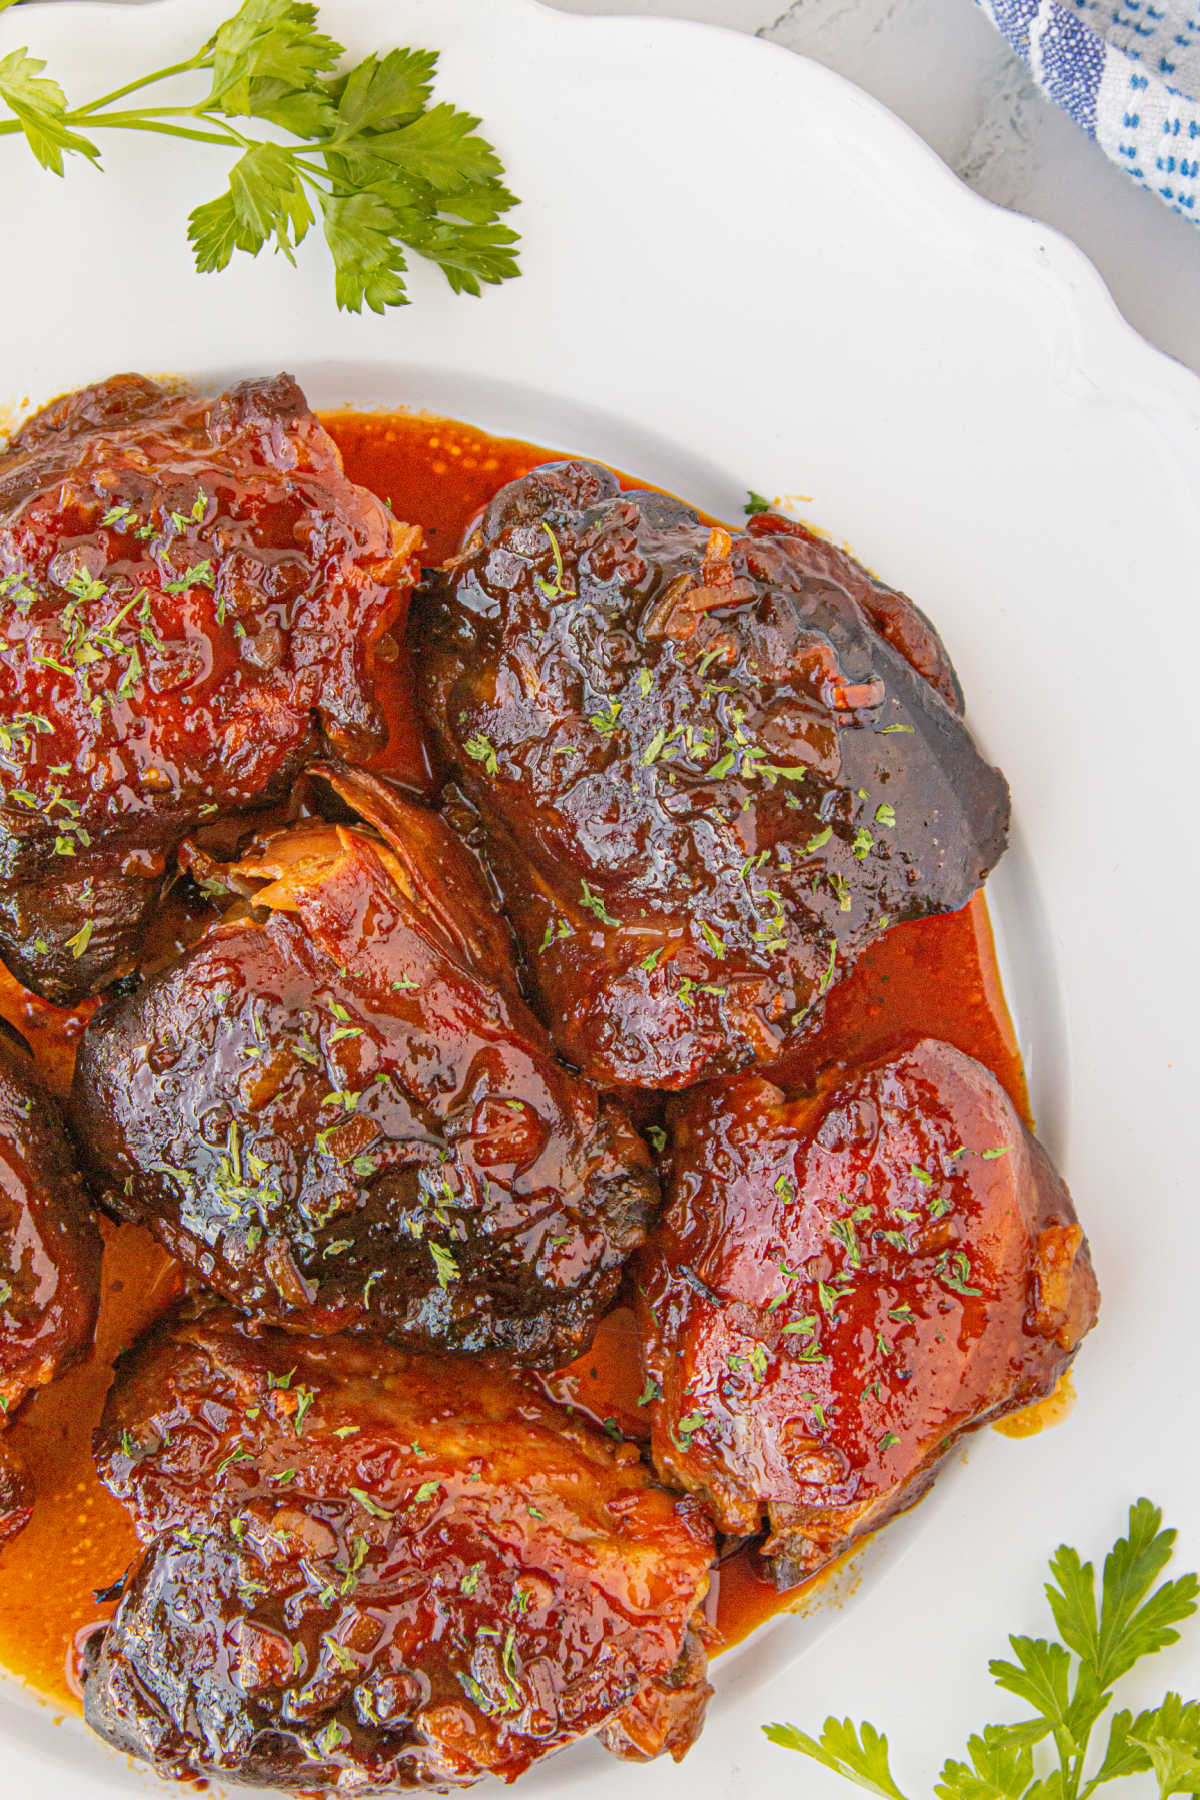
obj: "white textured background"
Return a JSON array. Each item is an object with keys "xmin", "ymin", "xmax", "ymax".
[{"xmin": 550, "ymin": 0, "xmax": 1200, "ymax": 375}]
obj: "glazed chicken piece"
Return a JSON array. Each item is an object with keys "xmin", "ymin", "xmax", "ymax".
[
  {"xmin": 0, "ymin": 1022, "xmax": 102, "ymax": 1539},
  {"xmin": 634, "ymin": 1038, "xmax": 1099, "ymax": 1586},
  {"xmin": 84, "ymin": 1304, "xmax": 715, "ymax": 1791},
  {"xmin": 72, "ymin": 768, "xmax": 657, "ymax": 1365},
  {"xmin": 0, "ymin": 373, "xmax": 421, "ymax": 1004},
  {"xmin": 417, "ymin": 462, "xmax": 1010, "ymax": 1089}
]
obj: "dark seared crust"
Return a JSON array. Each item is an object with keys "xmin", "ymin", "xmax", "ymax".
[
  {"xmin": 743, "ymin": 511, "xmax": 964, "ymax": 713},
  {"xmin": 0, "ymin": 1026, "xmax": 101, "ymax": 1418},
  {"xmin": 0, "ymin": 373, "xmax": 421, "ymax": 1002},
  {"xmin": 634, "ymin": 1038, "xmax": 1099, "ymax": 1585},
  {"xmin": 417, "ymin": 461, "xmax": 1010, "ymax": 1089},
  {"xmin": 86, "ymin": 1305, "xmax": 714, "ymax": 1791},
  {"xmin": 72, "ymin": 770, "xmax": 659, "ymax": 1365}
]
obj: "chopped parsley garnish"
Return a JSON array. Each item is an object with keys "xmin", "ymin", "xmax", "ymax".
[
  {"xmin": 214, "ymin": 1443, "xmax": 251, "ymax": 1478},
  {"xmin": 314, "ymin": 1721, "xmax": 349, "ymax": 1756},
  {"xmin": 430, "ymin": 1241, "xmax": 459, "ymax": 1288},
  {"xmin": 590, "ymin": 696, "xmax": 622, "ymax": 736},
  {"xmin": 160, "ymin": 559, "xmax": 215, "ymax": 595},
  {"xmin": 937, "ymin": 1250, "xmax": 982, "ymax": 1297},
  {"xmin": 348, "ymin": 1486, "xmax": 392, "ymax": 1519},
  {"xmin": 534, "ymin": 521, "xmax": 575, "ymax": 599},
  {"xmin": 675, "ymin": 976, "xmax": 727, "ymax": 1007},
  {"xmin": 538, "ymin": 914, "xmax": 573, "ymax": 953},
  {"xmin": 673, "ymin": 1411, "xmax": 706, "ymax": 1450},
  {"xmin": 699, "ymin": 920, "xmax": 726, "ymax": 958},
  {"xmin": 464, "ymin": 732, "xmax": 499, "ymax": 776},
  {"xmin": 65, "ymin": 918, "xmax": 93, "ymax": 959},
  {"xmin": 829, "ymin": 1218, "xmax": 862, "ymax": 1267},
  {"xmin": 578, "ymin": 879, "xmax": 618, "ymax": 926}
]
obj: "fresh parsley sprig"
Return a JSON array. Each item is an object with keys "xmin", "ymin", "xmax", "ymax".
[
  {"xmin": 766, "ymin": 1502, "xmax": 1200, "ymax": 1800},
  {"xmin": 0, "ymin": 0, "xmax": 519, "ymax": 312}
]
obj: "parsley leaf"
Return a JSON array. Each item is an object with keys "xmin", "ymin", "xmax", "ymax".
[
  {"xmin": 0, "ymin": 0, "xmax": 519, "ymax": 314},
  {"xmin": 764, "ymin": 1720, "xmax": 908, "ymax": 1800},
  {"xmin": 766, "ymin": 1503, "xmax": 1200, "ymax": 1800},
  {"xmin": 0, "ymin": 47, "xmax": 100, "ymax": 175},
  {"xmin": 1089, "ymin": 1498, "xmax": 1199, "ymax": 1688}
]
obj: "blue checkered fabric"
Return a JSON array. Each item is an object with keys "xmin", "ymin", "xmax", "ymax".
[{"xmin": 976, "ymin": 0, "xmax": 1200, "ymax": 221}]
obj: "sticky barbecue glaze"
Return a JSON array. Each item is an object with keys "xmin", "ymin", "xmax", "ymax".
[{"xmin": 0, "ymin": 409, "xmax": 1035, "ymax": 1706}]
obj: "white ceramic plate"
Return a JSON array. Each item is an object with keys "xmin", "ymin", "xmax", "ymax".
[{"xmin": 1, "ymin": 0, "xmax": 1198, "ymax": 1793}]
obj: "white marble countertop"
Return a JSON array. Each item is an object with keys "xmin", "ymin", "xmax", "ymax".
[{"xmin": 550, "ymin": 0, "xmax": 1200, "ymax": 377}]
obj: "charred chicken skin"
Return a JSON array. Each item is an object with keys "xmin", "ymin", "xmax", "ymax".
[
  {"xmin": 84, "ymin": 1304, "xmax": 715, "ymax": 1791},
  {"xmin": 71, "ymin": 768, "xmax": 658, "ymax": 1365},
  {"xmin": 0, "ymin": 1021, "xmax": 102, "ymax": 1540},
  {"xmin": 634, "ymin": 1038, "xmax": 1099, "ymax": 1585},
  {"xmin": 417, "ymin": 463, "xmax": 1010, "ymax": 1089},
  {"xmin": 0, "ymin": 373, "xmax": 421, "ymax": 1004}
]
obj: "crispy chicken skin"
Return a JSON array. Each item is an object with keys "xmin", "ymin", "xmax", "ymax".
[
  {"xmin": 0, "ymin": 373, "xmax": 421, "ymax": 1003},
  {"xmin": 417, "ymin": 462, "xmax": 1009, "ymax": 1089},
  {"xmin": 634, "ymin": 1038, "xmax": 1099, "ymax": 1586},
  {"xmin": 84, "ymin": 1305, "xmax": 714, "ymax": 1791},
  {"xmin": 0, "ymin": 1021, "xmax": 102, "ymax": 1539},
  {"xmin": 71, "ymin": 768, "xmax": 658, "ymax": 1365}
]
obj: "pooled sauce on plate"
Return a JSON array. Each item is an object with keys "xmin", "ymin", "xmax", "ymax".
[{"xmin": 0, "ymin": 409, "xmax": 1037, "ymax": 1704}]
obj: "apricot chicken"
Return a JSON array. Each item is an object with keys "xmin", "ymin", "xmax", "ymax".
[
  {"xmin": 72, "ymin": 769, "xmax": 657, "ymax": 1364},
  {"xmin": 634, "ymin": 1038, "xmax": 1099, "ymax": 1585},
  {"xmin": 0, "ymin": 374, "xmax": 420, "ymax": 1002},
  {"xmin": 84, "ymin": 1304, "xmax": 715, "ymax": 1791},
  {"xmin": 417, "ymin": 463, "xmax": 1009, "ymax": 1088}
]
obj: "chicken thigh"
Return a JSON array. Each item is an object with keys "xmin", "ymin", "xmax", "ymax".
[
  {"xmin": 72, "ymin": 769, "xmax": 657, "ymax": 1364},
  {"xmin": 417, "ymin": 462, "xmax": 1009, "ymax": 1088},
  {"xmin": 0, "ymin": 373, "xmax": 420, "ymax": 1002},
  {"xmin": 634, "ymin": 1038, "xmax": 1099, "ymax": 1585},
  {"xmin": 84, "ymin": 1304, "xmax": 715, "ymax": 1790}
]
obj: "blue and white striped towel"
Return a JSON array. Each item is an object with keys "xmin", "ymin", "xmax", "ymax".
[{"xmin": 976, "ymin": 0, "xmax": 1200, "ymax": 221}]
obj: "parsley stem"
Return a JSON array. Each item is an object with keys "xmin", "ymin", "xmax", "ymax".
[
  {"xmin": 70, "ymin": 57, "xmax": 207, "ymax": 118},
  {"xmin": 74, "ymin": 115, "xmax": 246, "ymax": 150},
  {"xmin": 290, "ymin": 155, "xmax": 336, "ymax": 187}
]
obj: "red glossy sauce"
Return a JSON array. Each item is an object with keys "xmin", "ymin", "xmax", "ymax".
[{"xmin": 0, "ymin": 409, "xmax": 1031, "ymax": 1701}]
